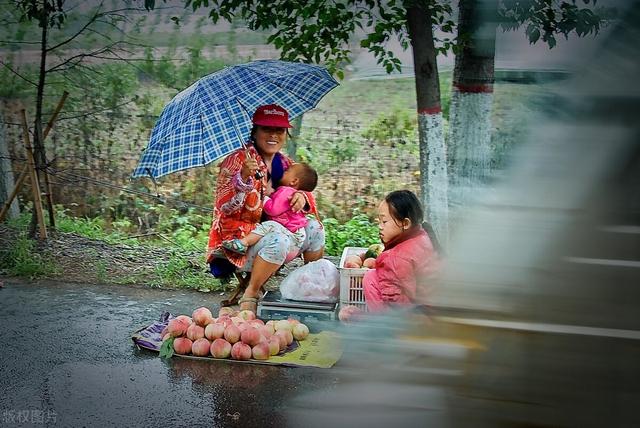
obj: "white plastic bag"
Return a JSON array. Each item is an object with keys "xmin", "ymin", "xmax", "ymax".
[{"xmin": 279, "ymin": 259, "xmax": 340, "ymax": 303}]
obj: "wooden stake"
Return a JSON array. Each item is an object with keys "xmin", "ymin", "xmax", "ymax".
[
  {"xmin": 43, "ymin": 91, "xmax": 68, "ymax": 140},
  {"xmin": 20, "ymin": 109, "xmax": 47, "ymax": 240},
  {"xmin": 42, "ymin": 159, "xmax": 56, "ymax": 228},
  {"xmin": 0, "ymin": 92, "xmax": 68, "ymax": 227},
  {"xmin": 41, "ymin": 90, "xmax": 69, "ymax": 229},
  {"xmin": 0, "ymin": 165, "xmax": 28, "ymax": 223}
]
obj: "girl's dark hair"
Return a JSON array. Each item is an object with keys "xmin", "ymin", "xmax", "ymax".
[
  {"xmin": 385, "ymin": 190, "xmax": 424, "ymax": 228},
  {"xmin": 385, "ymin": 190, "xmax": 443, "ymax": 254}
]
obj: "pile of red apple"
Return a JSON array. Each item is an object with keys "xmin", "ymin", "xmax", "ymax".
[{"xmin": 161, "ymin": 307, "xmax": 310, "ymax": 361}]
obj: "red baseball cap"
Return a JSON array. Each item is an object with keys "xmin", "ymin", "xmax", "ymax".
[{"xmin": 251, "ymin": 104, "xmax": 293, "ymax": 128}]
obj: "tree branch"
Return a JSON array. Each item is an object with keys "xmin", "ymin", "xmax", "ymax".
[
  {"xmin": 45, "ymin": 3, "xmax": 106, "ymax": 53},
  {"xmin": 84, "ymin": 26, "xmax": 122, "ymax": 43},
  {"xmin": 57, "ymin": 64, "xmax": 98, "ymax": 86},
  {"xmin": 45, "ymin": 4, "xmax": 152, "ymax": 53},
  {"xmin": 0, "ymin": 39, "xmax": 41, "ymax": 45},
  {"xmin": 0, "ymin": 59, "xmax": 37, "ymax": 86},
  {"xmin": 93, "ymin": 17, "xmax": 128, "ymax": 37},
  {"xmin": 46, "ymin": 40, "xmax": 136, "ymax": 73},
  {"xmin": 55, "ymin": 97, "xmax": 138, "ymax": 121}
]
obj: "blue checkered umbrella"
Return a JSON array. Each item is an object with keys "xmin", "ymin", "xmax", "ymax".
[{"xmin": 132, "ymin": 59, "xmax": 339, "ymax": 179}]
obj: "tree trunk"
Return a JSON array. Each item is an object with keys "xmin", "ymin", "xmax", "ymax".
[
  {"xmin": 0, "ymin": 100, "xmax": 20, "ymax": 219},
  {"xmin": 448, "ymin": 0, "xmax": 497, "ymax": 215},
  {"xmin": 406, "ymin": 3, "xmax": 449, "ymax": 246},
  {"xmin": 287, "ymin": 115, "xmax": 303, "ymax": 161},
  {"xmin": 30, "ymin": 12, "xmax": 49, "ymax": 238}
]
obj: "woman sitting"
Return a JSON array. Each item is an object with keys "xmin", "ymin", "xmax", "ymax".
[{"xmin": 207, "ymin": 104, "xmax": 325, "ymax": 314}]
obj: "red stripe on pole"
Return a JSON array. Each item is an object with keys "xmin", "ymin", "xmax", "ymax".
[
  {"xmin": 418, "ymin": 105, "xmax": 442, "ymax": 115},
  {"xmin": 453, "ymin": 83, "xmax": 494, "ymax": 93}
]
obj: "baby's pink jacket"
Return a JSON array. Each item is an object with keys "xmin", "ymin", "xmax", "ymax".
[{"xmin": 263, "ymin": 186, "xmax": 308, "ymax": 233}]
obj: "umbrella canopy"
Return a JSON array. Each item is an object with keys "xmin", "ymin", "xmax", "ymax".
[{"xmin": 132, "ymin": 59, "xmax": 339, "ymax": 179}]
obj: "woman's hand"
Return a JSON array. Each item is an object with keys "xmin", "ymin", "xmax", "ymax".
[
  {"xmin": 290, "ymin": 191, "xmax": 308, "ymax": 213},
  {"xmin": 241, "ymin": 156, "xmax": 259, "ymax": 181}
]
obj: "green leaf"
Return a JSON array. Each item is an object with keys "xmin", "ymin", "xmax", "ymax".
[
  {"xmin": 159, "ymin": 336, "xmax": 175, "ymax": 358},
  {"xmin": 530, "ymin": 28, "xmax": 540, "ymax": 43}
]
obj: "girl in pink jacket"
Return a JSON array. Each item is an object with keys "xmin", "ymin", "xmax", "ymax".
[
  {"xmin": 363, "ymin": 190, "xmax": 441, "ymax": 312},
  {"xmin": 222, "ymin": 162, "xmax": 318, "ymax": 257}
]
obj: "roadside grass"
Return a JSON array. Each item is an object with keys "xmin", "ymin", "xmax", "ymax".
[
  {"xmin": 0, "ymin": 204, "xmax": 380, "ymax": 288},
  {"xmin": 0, "ymin": 210, "xmax": 223, "ymax": 290},
  {"xmin": 150, "ymin": 251, "xmax": 221, "ymax": 292},
  {"xmin": 0, "ymin": 233, "xmax": 59, "ymax": 279}
]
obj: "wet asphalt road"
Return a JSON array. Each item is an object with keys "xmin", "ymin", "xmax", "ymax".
[{"xmin": 0, "ymin": 278, "xmax": 341, "ymax": 427}]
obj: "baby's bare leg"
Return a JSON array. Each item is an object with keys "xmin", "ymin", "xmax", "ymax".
[{"xmin": 240, "ymin": 232, "xmax": 262, "ymax": 247}]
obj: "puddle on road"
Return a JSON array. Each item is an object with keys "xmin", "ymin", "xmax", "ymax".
[
  {"xmin": 48, "ymin": 359, "xmax": 215, "ymax": 426},
  {"xmin": 46, "ymin": 358, "xmax": 299, "ymax": 426}
]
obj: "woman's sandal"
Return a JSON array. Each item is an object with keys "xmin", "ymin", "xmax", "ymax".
[
  {"xmin": 238, "ymin": 296, "xmax": 259, "ymax": 314},
  {"xmin": 222, "ymin": 238, "xmax": 248, "ymax": 254}
]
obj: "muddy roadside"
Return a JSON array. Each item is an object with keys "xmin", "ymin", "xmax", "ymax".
[{"xmin": 0, "ymin": 224, "xmax": 339, "ymax": 295}]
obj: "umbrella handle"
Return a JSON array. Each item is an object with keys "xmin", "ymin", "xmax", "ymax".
[{"xmin": 242, "ymin": 142, "xmax": 263, "ymax": 180}]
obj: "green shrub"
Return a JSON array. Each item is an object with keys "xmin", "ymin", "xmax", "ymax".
[
  {"xmin": 297, "ymin": 130, "xmax": 362, "ymax": 175},
  {"xmin": 55, "ymin": 209, "xmax": 107, "ymax": 239},
  {"xmin": 323, "ymin": 214, "xmax": 380, "ymax": 256},
  {"xmin": 361, "ymin": 108, "xmax": 418, "ymax": 150},
  {"xmin": 0, "ymin": 234, "xmax": 58, "ymax": 278}
]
